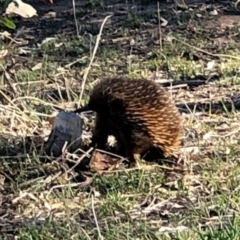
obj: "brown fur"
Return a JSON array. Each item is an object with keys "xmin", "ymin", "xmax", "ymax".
[{"xmin": 75, "ymin": 77, "xmax": 182, "ymax": 162}]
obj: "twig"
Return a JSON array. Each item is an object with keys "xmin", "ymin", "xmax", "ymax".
[
  {"xmin": 157, "ymin": 2, "xmax": 162, "ymax": 50},
  {"xmin": 66, "ymin": 147, "xmax": 94, "ymax": 173},
  {"xmin": 0, "ymin": 89, "xmax": 30, "ymax": 120},
  {"xmin": 91, "ymin": 193, "xmax": 103, "ymax": 240},
  {"xmin": 10, "ymin": 96, "xmax": 63, "ymax": 109},
  {"xmin": 96, "ymin": 148, "xmax": 126, "ymax": 160},
  {"xmin": 8, "ymin": 26, "xmax": 25, "ymax": 46},
  {"xmin": 72, "ymin": 0, "xmax": 79, "ymax": 37},
  {"xmin": 46, "ymin": 182, "xmax": 84, "ymax": 199},
  {"xmin": 174, "ymin": 37, "xmax": 240, "ymax": 60},
  {"xmin": 77, "ymin": 15, "xmax": 113, "ymax": 107}
]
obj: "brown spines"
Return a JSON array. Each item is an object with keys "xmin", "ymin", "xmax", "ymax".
[{"xmin": 76, "ymin": 77, "xmax": 182, "ymax": 162}]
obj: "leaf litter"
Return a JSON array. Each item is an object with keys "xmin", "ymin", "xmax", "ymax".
[{"xmin": 1, "ymin": 0, "xmax": 240, "ymax": 238}]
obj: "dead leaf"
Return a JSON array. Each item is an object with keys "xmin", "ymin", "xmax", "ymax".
[
  {"xmin": 0, "ymin": 31, "xmax": 11, "ymax": 40},
  {"xmin": 5, "ymin": 0, "xmax": 37, "ymax": 18},
  {"xmin": 202, "ymin": 131, "xmax": 214, "ymax": 140},
  {"xmin": 40, "ymin": 37, "xmax": 56, "ymax": 46},
  {"xmin": 181, "ymin": 146, "xmax": 199, "ymax": 154},
  {"xmin": 209, "ymin": 9, "xmax": 218, "ymax": 16},
  {"xmin": 206, "ymin": 60, "xmax": 216, "ymax": 70},
  {"xmin": 18, "ymin": 48, "xmax": 31, "ymax": 55},
  {"xmin": 0, "ymin": 49, "xmax": 8, "ymax": 59},
  {"xmin": 31, "ymin": 62, "xmax": 42, "ymax": 71},
  {"xmin": 161, "ymin": 17, "xmax": 168, "ymax": 27},
  {"xmin": 89, "ymin": 151, "xmax": 120, "ymax": 172},
  {"xmin": 42, "ymin": 11, "xmax": 57, "ymax": 19}
]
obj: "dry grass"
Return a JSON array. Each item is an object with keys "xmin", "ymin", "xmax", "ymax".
[{"xmin": 1, "ymin": 0, "xmax": 240, "ymax": 239}]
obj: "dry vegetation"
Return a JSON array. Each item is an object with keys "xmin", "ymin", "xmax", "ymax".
[{"xmin": 1, "ymin": 0, "xmax": 240, "ymax": 239}]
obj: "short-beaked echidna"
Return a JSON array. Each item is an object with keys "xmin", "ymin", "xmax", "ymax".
[{"xmin": 74, "ymin": 77, "xmax": 182, "ymax": 163}]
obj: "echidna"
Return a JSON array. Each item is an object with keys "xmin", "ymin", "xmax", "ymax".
[{"xmin": 74, "ymin": 77, "xmax": 182, "ymax": 163}]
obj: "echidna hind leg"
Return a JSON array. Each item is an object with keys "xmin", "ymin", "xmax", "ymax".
[
  {"xmin": 125, "ymin": 145, "xmax": 142, "ymax": 168},
  {"xmin": 121, "ymin": 146, "xmax": 137, "ymax": 168}
]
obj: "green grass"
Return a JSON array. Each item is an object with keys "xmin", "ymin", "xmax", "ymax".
[{"xmin": 1, "ymin": 0, "xmax": 240, "ymax": 239}]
